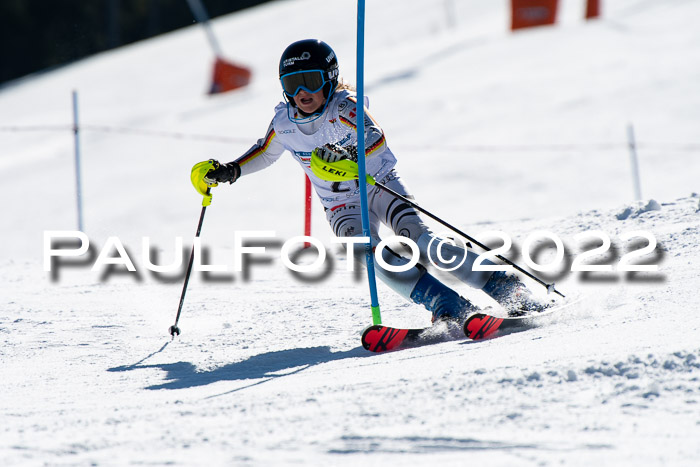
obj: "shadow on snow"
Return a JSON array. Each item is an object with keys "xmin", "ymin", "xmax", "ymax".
[{"xmin": 108, "ymin": 344, "xmax": 368, "ymax": 393}]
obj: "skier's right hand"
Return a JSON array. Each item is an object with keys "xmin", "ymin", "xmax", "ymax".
[
  {"xmin": 203, "ymin": 159, "xmax": 241, "ymax": 185},
  {"xmin": 314, "ymin": 143, "xmax": 358, "ymax": 163}
]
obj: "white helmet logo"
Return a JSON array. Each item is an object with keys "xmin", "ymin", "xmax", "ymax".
[{"xmin": 283, "ymin": 51, "xmax": 312, "ymax": 68}]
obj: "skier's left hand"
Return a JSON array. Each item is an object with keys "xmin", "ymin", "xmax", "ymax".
[
  {"xmin": 204, "ymin": 160, "xmax": 241, "ymax": 185},
  {"xmin": 314, "ymin": 143, "xmax": 358, "ymax": 163}
]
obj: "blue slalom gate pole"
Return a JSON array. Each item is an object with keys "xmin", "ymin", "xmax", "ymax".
[{"xmin": 356, "ymin": 0, "xmax": 382, "ymax": 325}]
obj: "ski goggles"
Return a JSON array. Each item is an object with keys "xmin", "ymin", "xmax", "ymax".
[{"xmin": 280, "ymin": 70, "xmax": 327, "ymax": 97}]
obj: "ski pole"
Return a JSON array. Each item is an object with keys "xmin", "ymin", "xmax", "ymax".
[
  {"xmin": 168, "ymin": 189, "xmax": 210, "ymax": 339},
  {"xmin": 372, "ymin": 181, "xmax": 565, "ymax": 298},
  {"xmin": 309, "ymin": 154, "xmax": 565, "ymax": 298},
  {"xmin": 170, "ymin": 161, "xmax": 221, "ymax": 337},
  {"xmin": 170, "ymin": 159, "xmax": 221, "ymax": 337},
  {"xmin": 169, "ymin": 189, "xmax": 209, "ymax": 338}
]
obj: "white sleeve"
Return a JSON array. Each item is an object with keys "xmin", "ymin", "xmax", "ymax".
[{"xmin": 233, "ymin": 120, "xmax": 286, "ymax": 175}]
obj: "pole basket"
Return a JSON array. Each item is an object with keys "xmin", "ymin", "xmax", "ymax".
[
  {"xmin": 510, "ymin": 0, "xmax": 559, "ymax": 31},
  {"xmin": 209, "ymin": 57, "xmax": 252, "ymax": 94}
]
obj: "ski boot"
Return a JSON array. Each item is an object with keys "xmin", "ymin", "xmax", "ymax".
[
  {"xmin": 481, "ymin": 270, "xmax": 551, "ymax": 317},
  {"xmin": 410, "ymin": 272, "xmax": 479, "ymax": 326}
]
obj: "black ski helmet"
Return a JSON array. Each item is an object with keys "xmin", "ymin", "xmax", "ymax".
[{"xmin": 279, "ymin": 39, "xmax": 339, "ymax": 106}]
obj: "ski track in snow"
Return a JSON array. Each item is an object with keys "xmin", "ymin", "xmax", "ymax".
[{"xmin": 2, "ymin": 0, "xmax": 700, "ymax": 465}]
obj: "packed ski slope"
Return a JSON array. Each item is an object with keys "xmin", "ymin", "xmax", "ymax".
[{"xmin": 1, "ymin": 0, "xmax": 700, "ymax": 465}]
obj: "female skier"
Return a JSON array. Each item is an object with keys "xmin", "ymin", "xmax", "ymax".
[{"xmin": 194, "ymin": 39, "xmax": 546, "ymax": 323}]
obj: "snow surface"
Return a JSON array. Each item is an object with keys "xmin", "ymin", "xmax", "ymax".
[{"xmin": 1, "ymin": 0, "xmax": 700, "ymax": 465}]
